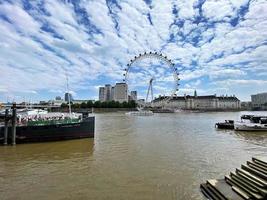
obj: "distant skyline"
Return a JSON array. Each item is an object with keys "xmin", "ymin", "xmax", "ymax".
[{"xmin": 0, "ymin": 0, "xmax": 267, "ymax": 102}]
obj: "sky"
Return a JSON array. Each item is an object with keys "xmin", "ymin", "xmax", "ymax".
[{"xmin": 0, "ymin": 0, "xmax": 266, "ymax": 102}]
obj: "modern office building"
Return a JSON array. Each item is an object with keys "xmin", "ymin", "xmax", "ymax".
[
  {"xmin": 114, "ymin": 83, "xmax": 128, "ymax": 103},
  {"xmin": 99, "ymin": 84, "xmax": 113, "ymax": 102},
  {"xmin": 251, "ymin": 92, "xmax": 267, "ymax": 108},
  {"xmin": 130, "ymin": 91, "xmax": 137, "ymax": 101},
  {"xmin": 111, "ymin": 86, "xmax": 115, "ymax": 101},
  {"xmin": 64, "ymin": 92, "xmax": 73, "ymax": 102},
  {"xmin": 99, "ymin": 87, "xmax": 105, "ymax": 102},
  {"xmin": 99, "ymin": 83, "xmax": 128, "ymax": 103},
  {"xmin": 104, "ymin": 84, "xmax": 112, "ymax": 101}
]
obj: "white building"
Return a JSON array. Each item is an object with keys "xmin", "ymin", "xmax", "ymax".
[
  {"xmin": 152, "ymin": 94, "xmax": 240, "ymax": 110},
  {"xmin": 114, "ymin": 83, "xmax": 128, "ymax": 103},
  {"xmin": 251, "ymin": 92, "xmax": 267, "ymax": 108},
  {"xmin": 99, "ymin": 87, "xmax": 105, "ymax": 102},
  {"xmin": 99, "ymin": 84, "xmax": 113, "ymax": 102}
]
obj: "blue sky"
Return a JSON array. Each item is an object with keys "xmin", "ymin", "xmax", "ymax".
[{"xmin": 0, "ymin": 0, "xmax": 266, "ymax": 102}]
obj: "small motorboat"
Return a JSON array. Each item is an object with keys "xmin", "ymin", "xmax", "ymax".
[
  {"xmin": 234, "ymin": 115, "xmax": 267, "ymax": 131},
  {"xmin": 215, "ymin": 120, "xmax": 234, "ymax": 129}
]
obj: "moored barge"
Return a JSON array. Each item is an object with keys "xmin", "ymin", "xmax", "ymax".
[{"xmin": 0, "ymin": 107, "xmax": 94, "ymax": 144}]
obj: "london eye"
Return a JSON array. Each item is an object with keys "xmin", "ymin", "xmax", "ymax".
[{"xmin": 123, "ymin": 51, "xmax": 180, "ymax": 105}]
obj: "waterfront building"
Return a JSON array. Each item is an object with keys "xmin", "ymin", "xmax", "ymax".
[
  {"xmin": 104, "ymin": 84, "xmax": 112, "ymax": 101},
  {"xmin": 251, "ymin": 92, "xmax": 267, "ymax": 109},
  {"xmin": 114, "ymin": 83, "xmax": 128, "ymax": 103},
  {"xmin": 152, "ymin": 93, "xmax": 240, "ymax": 110},
  {"xmin": 64, "ymin": 92, "xmax": 73, "ymax": 102},
  {"xmin": 111, "ymin": 86, "xmax": 115, "ymax": 101},
  {"xmin": 99, "ymin": 83, "xmax": 128, "ymax": 103},
  {"xmin": 55, "ymin": 96, "xmax": 62, "ymax": 100},
  {"xmin": 99, "ymin": 87, "xmax": 105, "ymax": 102},
  {"xmin": 130, "ymin": 91, "xmax": 137, "ymax": 101},
  {"xmin": 99, "ymin": 84, "xmax": 113, "ymax": 102}
]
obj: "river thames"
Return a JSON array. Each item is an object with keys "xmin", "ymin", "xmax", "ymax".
[{"xmin": 0, "ymin": 111, "xmax": 266, "ymax": 200}]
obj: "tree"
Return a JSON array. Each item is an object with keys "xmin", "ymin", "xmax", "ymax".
[
  {"xmin": 114, "ymin": 101, "xmax": 121, "ymax": 108},
  {"xmin": 122, "ymin": 101, "xmax": 128, "ymax": 108},
  {"xmin": 94, "ymin": 101, "xmax": 101, "ymax": 108},
  {"xmin": 72, "ymin": 103, "xmax": 80, "ymax": 109},
  {"xmin": 86, "ymin": 100, "xmax": 94, "ymax": 108},
  {"xmin": 61, "ymin": 103, "xmax": 68, "ymax": 108},
  {"xmin": 128, "ymin": 100, "xmax": 137, "ymax": 108},
  {"xmin": 80, "ymin": 102, "xmax": 87, "ymax": 108}
]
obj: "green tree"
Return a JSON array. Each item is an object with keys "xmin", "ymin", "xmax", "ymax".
[
  {"xmin": 72, "ymin": 103, "xmax": 80, "ymax": 109},
  {"xmin": 122, "ymin": 101, "xmax": 128, "ymax": 108},
  {"xmin": 94, "ymin": 101, "xmax": 101, "ymax": 108},
  {"xmin": 86, "ymin": 100, "xmax": 94, "ymax": 108},
  {"xmin": 61, "ymin": 103, "xmax": 68, "ymax": 108},
  {"xmin": 128, "ymin": 100, "xmax": 137, "ymax": 108},
  {"xmin": 80, "ymin": 102, "xmax": 87, "ymax": 108},
  {"xmin": 114, "ymin": 101, "xmax": 121, "ymax": 108}
]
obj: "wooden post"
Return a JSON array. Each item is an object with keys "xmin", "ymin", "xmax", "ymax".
[
  {"xmin": 4, "ymin": 109, "xmax": 8, "ymax": 145},
  {"xmin": 11, "ymin": 104, "xmax": 16, "ymax": 145}
]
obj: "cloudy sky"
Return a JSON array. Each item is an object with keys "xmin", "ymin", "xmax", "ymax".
[{"xmin": 0, "ymin": 0, "xmax": 266, "ymax": 102}]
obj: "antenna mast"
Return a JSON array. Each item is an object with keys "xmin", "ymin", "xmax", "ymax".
[{"xmin": 65, "ymin": 70, "xmax": 72, "ymax": 119}]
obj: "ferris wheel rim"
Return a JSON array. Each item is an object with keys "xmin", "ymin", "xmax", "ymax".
[{"xmin": 123, "ymin": 51, "xmax": 180, "ymax": 98}]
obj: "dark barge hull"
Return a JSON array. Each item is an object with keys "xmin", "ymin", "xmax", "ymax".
[
  {"xmin": 215, "ymin": 123, "xmax": 234, "ymax": 130},
  {"xmin": 0, "ymin": 117, "xmax": 94, "ymax": 144}
]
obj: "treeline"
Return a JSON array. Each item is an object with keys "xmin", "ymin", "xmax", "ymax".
[{"xmin": 61, "ymin": 100, "xmax": 137, "ymax": 109}]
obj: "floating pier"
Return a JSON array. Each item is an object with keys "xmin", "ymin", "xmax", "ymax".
[{"xmin": 200, "ymin": 157, "xmax": 267, "ymax": 200}]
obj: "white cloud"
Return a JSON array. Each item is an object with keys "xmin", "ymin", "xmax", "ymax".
[{"xmin": 0, "ymin": 0, "xmax": 266, "ymax": 102}]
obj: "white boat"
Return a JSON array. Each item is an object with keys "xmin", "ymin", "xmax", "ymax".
[
  {"xmin": 234, "ymin": 115, "xmax": 267, "ymax": 131},
  {"xmin": 125, "ymin": 110, "xmax": 154, "ymax": 116}
]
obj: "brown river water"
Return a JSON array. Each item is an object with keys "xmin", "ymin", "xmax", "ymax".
[{"xmin": 0, "ymin": 111, "xmax": 266, "ymax": 200}]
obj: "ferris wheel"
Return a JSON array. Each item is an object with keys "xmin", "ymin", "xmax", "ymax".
[{"xmin": 123, "ymin": 51, "xmax": 180, "ymax": 103}]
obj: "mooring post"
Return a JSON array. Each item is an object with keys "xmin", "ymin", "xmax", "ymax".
[
  {"xmin": 11, "ymin": 104, "xmax": 17, "ymax": 145},
  {"xmin": 4, "ymin": 109, "xmax": 9, "ymax": 145}
]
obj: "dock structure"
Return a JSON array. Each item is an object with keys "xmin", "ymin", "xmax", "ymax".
[
  {"xmin": 1, "ymin": 104, "xmax": 17, "ymax": 145},
  {"xmin": 200, "ymin": 157, "xmax": 267, "ymax": 200}
]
